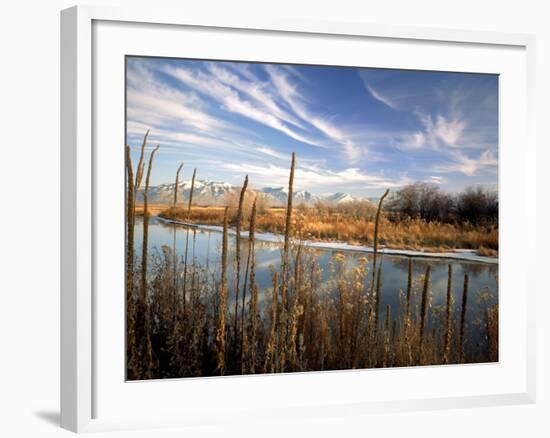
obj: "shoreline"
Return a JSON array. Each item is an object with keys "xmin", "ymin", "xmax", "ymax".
[{"xmin": 155, "ymin": 216, "xmax": 498, "ymax": 265}]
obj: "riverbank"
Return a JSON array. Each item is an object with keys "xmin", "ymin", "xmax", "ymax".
[
  {"xmin": 155, "ymin": 204, "xmax": 498, "ymax": 258},
  {"xmin": 156, "ymin": 216, "xmax": 498, "ymax": 265}
]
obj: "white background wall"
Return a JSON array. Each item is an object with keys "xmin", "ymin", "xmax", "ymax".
[{"xmin": 0, "ymin": 0, "xmax": 547, "ymax": 436}]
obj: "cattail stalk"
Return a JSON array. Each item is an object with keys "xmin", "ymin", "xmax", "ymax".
[
  {"xmin": 173, "ymin": 163, "xmax": 184, "ymax": 208},
  {"xmin": 405, "ymin": 258, "xmax": 413, "ymax": 321},
  {"xmin": 186, "ymin": 168, "xmax": 197, "ymax": 220},
  {"xmin": 373, "ymin": 263, "xmax": 383, "ymax": 338},
  {"xmin": 182, "ymin": 168, "xmax": 197, "ymax": 314},
  {"xmin": 418, "ymin": 265, "xmax": 431, "ymax": 363},
  {"xmin": 279, "ymin": 152, "xmax": 295, "ymax": 371},
  {"xmin": 459, "ymin": 274, "xmax": 469, "ymax": 362},
  {"xmin": 240, "ymin": 249, "xmax": 251, "ymax": 367},
  {"xmin": 369, "ymin": 189, "xmax": 390, "ymax": 297},
  {"xmin": 216, "ymin": 207, "xmax": 229, "ymax": 375},
  {"xmin": 264, "ymin": 271, "xmax": 279, "ymax": 373},
  {"xmin": 234, "ymin": 175, "xmax": 248, "ymax": 349},
  {"xmin": 140, "ymin": 144, "xmax": 159, "ymax": 301},
  {"xmin": 443, "ymin": 264, "xmax": 453, "ymax": 364},
  {"xmin": 383, "ymin": 304, "xmax": 391, "ymax": 367},
  {"xmin": 134, "ymin": 129, "xmax": 149, "ymax": 196},
  {"xmin": 288, "ymin": 242, "xmax": 303, "ymax": 369},
  {"xmin": 139, "ymin": 143, "xmax": 159, "ymax": 378},
  {"xmin": 245, "ymin": 198, "xmax": 258, "ymax": 373},
  {"xmin": 172, "ymin": 163, "xmax": 183, "ymax": 310},
  {"xmin": 125, "ymin": 145, "xmax": 136, "ymax": 378}
]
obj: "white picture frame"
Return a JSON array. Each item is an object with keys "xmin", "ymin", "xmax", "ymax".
[{"xmin": 60, "ymin": 4, "xmax": 536, "ymax": 433}]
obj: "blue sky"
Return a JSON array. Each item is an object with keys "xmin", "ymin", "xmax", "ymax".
[{"xmin": 126, "ymin": 57, "xmax": 498, "ymax": 197}]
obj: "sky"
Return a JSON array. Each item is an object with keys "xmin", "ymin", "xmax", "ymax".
[{"xmin": 126, "ymin": 57, "xmax": 498, "ymax": 197}]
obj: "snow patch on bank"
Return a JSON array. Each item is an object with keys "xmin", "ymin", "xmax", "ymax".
[{"xmin": 157, "ymin": 216, "xmax": 498, "ymax": 265}]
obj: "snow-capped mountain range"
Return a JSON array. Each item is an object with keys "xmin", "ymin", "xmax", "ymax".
[{"xmin": 136, "ymin": 179, "xmax": 370, "ymax": 207}]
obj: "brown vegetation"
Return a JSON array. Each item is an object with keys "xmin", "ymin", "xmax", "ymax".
[{"xmin": 158, "ymin": 204, "xmax": 498, "ymax": 254}]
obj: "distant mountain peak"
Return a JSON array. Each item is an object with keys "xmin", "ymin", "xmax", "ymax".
[{"xmin": 138, "ymin": 179, "xmax": 371, "ymax": 207}]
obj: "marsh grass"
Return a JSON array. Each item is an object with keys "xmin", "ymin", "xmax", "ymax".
[
  {"xmin": 126, "ymin": 132, "xmax": 498, "ymax": 379},
  {"xmin": 159, "ymin": 206, "xmax": 498, "ymax": 254}
]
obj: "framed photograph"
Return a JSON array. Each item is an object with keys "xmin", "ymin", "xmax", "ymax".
[{"xmin": 61, "ymin": 5, "xmax": 536, "ymax": 433}]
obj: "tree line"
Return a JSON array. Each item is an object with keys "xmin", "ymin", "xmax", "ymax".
[{"xmin": 385, "ymin": 182, "xmax": 498, "ymax": 226}]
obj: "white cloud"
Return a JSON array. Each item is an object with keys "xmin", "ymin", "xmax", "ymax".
[
  {"xmin": 432, "ymin": 115, "xmax": 466, "ymax": 146},
  {"xmin": 365, "ymin": 83, "xmax": 399, "ymax": 110},
  {"xmin": 417, "ymin": 113, "xmax": 466, "ymax": 148},
  {"xmin": 255, "ymin": 146, "xmax": 291, "ymax": 161},
  {"xmin": 221, "ymin": 161, "xmax": 411, "ymax": 192},
  {"xmin": 432, "ymin": 149, "xmax": 497, "ymax": 176},
  {"xmin": 425, "ymin": 175, "xmax": 447, "ymax": 185},
  {"xmin": 396, "ymin": 131, "xmax": 426, "ymax": 150}
]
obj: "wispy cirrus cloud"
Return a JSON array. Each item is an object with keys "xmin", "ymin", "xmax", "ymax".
[
  {"xmin": 432, "ymin": 149, "xmax": 498, "ymax": 176},
  {"xmin": 207, "ymin": 63, "xmax": 305, "ymax": 130},
  {"xmin": 163, "ymin": 63, "xmax": 323, "ymax": 148},
  {"xmin": 127, "ymin": 61, "xmax": 226, "ymax": 133},
  {"xmin": 419, "ymin": 114, "xmax": 466, "ymax": 147},
  {"xmin": 265, "ymin": 65, "xmax": 365, "ymax": 161},
  {"xmin": 255, "ymin": 146, "xmax": 291, "ymax": 161},
  {"xmin": 364, "ymin": 83, "xmax": 400, "ymax": 110}
]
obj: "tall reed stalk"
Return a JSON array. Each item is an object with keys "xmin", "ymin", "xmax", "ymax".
[
  {"xmin": 278, "ymin": 152, "xmax": 295, "ymax": 371},
  {"xmin": 134, "ymin": 129, "xmax": 149, "ymax": 198},
  {"xmin": 126, "ymin": 130, "xmax": 149, "ymax": 379},
  {"xmin": 139, "ymin": 143, "xmax": 159, "ymax": 378},
  {"xmin": 443, "ymin": 264, "xmax": 453, "ymax": 364},
  {"xmin": 418, "ymin": 265, "xmax": 431, "ymax": 363},
  {"xmin": 459, "ymin": 273, "xmax": 469, "ymax": 362},
  {"xmin": 369, "ymin": 189, "xmax": 390, "ymax": 297},
  {"xmin": 383, "ymin": 304, "xmax": 391, "ymax": 367},
  {"xmin": 186, "ymin": 168, "xmax": 197, "ymax": 219},
  {"xmin": 173, "ymin": 163, "xmax": 184, "ymax": 208},
  {"xmin": 216, "ymin": 207, "xmax": 229, "ymax": 375},
  {"xmin": 140, "ymin": 144, "xmax": 159, "ymax": 301},
  {"xmin": 288, "ymin": 240, "xmax": 303, "ymax": 369},
  {"xmin": 172, "ymin": 163, "xmax": 184, "ymax": 310},
  {"xmin": 374, "ymin": 263, "xmax": 383, "ymax": 338},
  {"xmin": 245, "ymin": 197, "xmax": 258, "ymax": 373},
  {"xmin": 234, "ymin": 175, "xmax": 249, "ymax": 349},
  {"xmin": 405, "ymin": 258, "xmax": 413, "ymax": 320},
  {"xmin": 264, "ymin": 271, "xmax": 279, "ymax": 373},
  {"xmin": 125, "ymin": 145, "xmax": 136, "ymax": 378},
  {"xmin": 182, "ymin": 168, "xmax": 197, "ymax": 315},
  {"xmin": 241, "ymin": 249, "xmax": 251, "ymax": 369}
]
